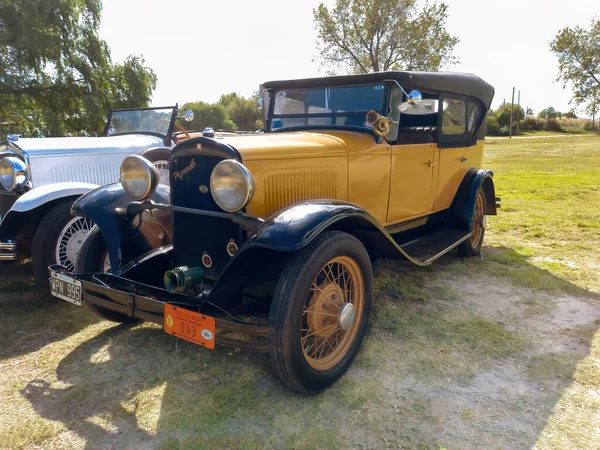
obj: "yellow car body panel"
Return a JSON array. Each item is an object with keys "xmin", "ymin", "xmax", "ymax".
[{"xmin": 221, "ymin": 131, "xmax": 474, "ymax": 226}]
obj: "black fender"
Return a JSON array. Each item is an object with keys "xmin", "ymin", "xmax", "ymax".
[
  {"xmin": 450, "ymin": 169, "xmax": 497, "ymax": 231},
  {"xmin": 206, "ymin": 201, "xmax": 422, "ymax": 301},
  {"xmin": 72, "ymin": 183, "xmax": 172, "ymax": 269}
]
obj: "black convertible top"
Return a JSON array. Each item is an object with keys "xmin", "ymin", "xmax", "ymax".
[{"xmin": 262, "ymin": 71, "xmax": 495, "ymax": 109}]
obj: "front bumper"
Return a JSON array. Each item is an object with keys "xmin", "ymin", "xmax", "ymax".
[
  {"xmin": 48, "ymin": 265, "xmax": 272, "ymax": 352},
  {"xmin": 0, "ymin": 240, "xmax": 17, "ymax": 261}
]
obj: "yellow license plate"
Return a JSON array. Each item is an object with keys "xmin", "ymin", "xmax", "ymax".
[{"xmin": 164, "ymin": 304, "xmax": 216, "ymax": 349}]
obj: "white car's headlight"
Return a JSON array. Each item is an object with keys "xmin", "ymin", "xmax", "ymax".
[
  {"xmin": 120, "ymin": 155, "xmax": 159, "ymax": 200},
  {"xmin": 0, "ymin": 157, "xmax": 28, "ymax": 191},
  {"xmin": 210, "ymin": 160, "xmax": 255, "ymax": 213}
]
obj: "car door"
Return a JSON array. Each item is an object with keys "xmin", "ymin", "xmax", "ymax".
[
  {"xmin": 386, "ymin": 141, "xmax": 436, "ymax": 223},
  {"xmin": 433, "ymin": 95, "xmax": 472, "ymax": 211}
]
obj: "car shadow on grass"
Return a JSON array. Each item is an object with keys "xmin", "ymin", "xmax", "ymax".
[
  {"xmin": 16, "ymin": 247, "xmax": 600, "ymax": 449},
  {"xmin": 0, "ymin": 260, "xmax": 100, "ymax": 361}
]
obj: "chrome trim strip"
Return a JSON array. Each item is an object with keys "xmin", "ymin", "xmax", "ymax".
[{"xmin": 0, "ymin": 240, "xmax": 17, "ymax": 251}]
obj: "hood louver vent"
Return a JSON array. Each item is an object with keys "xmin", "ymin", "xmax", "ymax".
[{"xmin": 263, "ymin": 170, "xmax": 337, "ymax": 217}]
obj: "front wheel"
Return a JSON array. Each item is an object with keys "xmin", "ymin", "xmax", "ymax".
[
  {"xmin": 270, "ymin": 231, "xmax": 373, "ymax": 393},
  {"xmin": 458, "ymin": 187, "xmax": 487, "ymax": 257},
  {"xmin": 75, "ymin": 226, "xmax": 138, "ymax": 323},
  {"xmin": 32, "ymin": 200, "xmax": 95, "ymax": 285}
]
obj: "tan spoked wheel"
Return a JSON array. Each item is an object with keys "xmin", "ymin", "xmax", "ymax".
[
  {"xmin": 470, "ymin": 190, "xmax": 485, "ymax": 247},
  {"xmin": 458, "ymin": 187, "xmax": 487, "ymax": 257},
  {"xmin": 270, "ymin": 231, "xmax": 373, "ymax": 393},
  {"xmin": 301, "ymin": 256, "xmax": 364, "ymax": 371}
]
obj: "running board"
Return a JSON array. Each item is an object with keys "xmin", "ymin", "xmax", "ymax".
[{"xmin": 399, "ymin": 229, "xmax": 471, "ymax": 265}]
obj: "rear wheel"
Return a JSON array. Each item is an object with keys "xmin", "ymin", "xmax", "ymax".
[
  {"xmin": 76, "ymin": 226, "xmax": 138, "ymax": 323},
  {"xmin": 270, "ymin": 231, "xmax": 373, "ymax": 393},
  {"xmin": 32, "ymin": 200, "xmax": 95, "ymax": 285},
  {"xmin": 458, "ymin": 187, "xmax": 486, "ymax": 257}
]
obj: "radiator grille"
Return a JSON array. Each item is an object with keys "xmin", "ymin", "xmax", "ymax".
[
  {"xmin": 51, "ymin": 164, "xmax": 120, "ymax": 185},
  {"xmin": 263, "ymin": 170, "xmax": 338, "ymax": 216}
]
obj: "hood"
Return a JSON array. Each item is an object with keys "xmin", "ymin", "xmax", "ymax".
[
  {"xmin": 12, "ymin": 134, "xmax": 165, "ymax": 158},
  {"xmin": 217, "ymin": 130, "xmax": 377, "ymax": 160}
]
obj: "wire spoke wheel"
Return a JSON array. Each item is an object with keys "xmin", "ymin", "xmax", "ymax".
[
  {"xmin": 470, "ymin": 190, "xmax": 486, "ymax": 247},
  {"xmin": 153, "ymin": 160, "xmax": 170, "ymax": 185},
  {"xmin": 55, "ymin": 217, "xmax": 95, "ymax": 272},
  {"xmin": 300, "ymin": 255, "xmax": 365, "ymax": 371}
]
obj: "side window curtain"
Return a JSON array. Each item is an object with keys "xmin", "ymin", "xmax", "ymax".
[
  {"xmin": 442, "ymin": 98, "xmax": 466, "ymax": 135},
  {"xmin": 467, "ymin": 103, "xmax": 479, "ymax": 133},
  {"xmin": 438, "ymin": 93, "xmax": 481, "ymax": 148}
]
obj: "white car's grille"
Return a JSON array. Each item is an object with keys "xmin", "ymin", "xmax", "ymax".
[{"xmin": 51, "ymin": 164, "xmax": 120, "ymax": 185}]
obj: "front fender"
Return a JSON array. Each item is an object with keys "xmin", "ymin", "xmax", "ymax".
[
  {"xmin": 11, "ymin": 182, "xmax": 99, "ymax": 213},
  {"xmin": 0, "ymin": 182, "xmax": 99, "ymax": 240},
  {"xmin": 206, "ymin": 201, "xmax": 421, "ymax": 301},
  {"xmin": 73, "ymin": 183, "xmax": 171, "ymax": 269}
]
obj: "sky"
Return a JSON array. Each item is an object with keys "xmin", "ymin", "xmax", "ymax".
[{"xmin": 99, "ymin": 0, "xmax": 600, "ymax": 116}]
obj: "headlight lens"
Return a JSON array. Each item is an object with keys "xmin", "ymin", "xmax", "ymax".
[
  {"xmin": 210, "ymin": 160, "xmax": 255, "ymax": 213},
  {"xmin": 120, "ymin": 155, "xmax": 159, "ymax": 200},
  {"xmin": 0, "ymin": 157, "xmax": 28, "ymax": 191}
]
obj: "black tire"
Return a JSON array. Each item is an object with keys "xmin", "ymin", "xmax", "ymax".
[
  {"xmin": 76, "ymin": 226, "xmax": 140, "ymax": 323},
  {"xmin": 32, "ymin": 200, "xmax": 95, "ymax": 286},
  {"xmin": 139, "ymin": 147, "xmax": 170, "ymax": 185},
  {"xmin": 458, "ymin": 186, "xmax": 487, "ymax": 257},
  {"xmin": 270, "ymin": 231, "xmax": 373, "ymax": 393}
]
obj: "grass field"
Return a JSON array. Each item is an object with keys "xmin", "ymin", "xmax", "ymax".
[{"xmin": 1, "ymin": 135, "xmax": 599, "ymax": 449}]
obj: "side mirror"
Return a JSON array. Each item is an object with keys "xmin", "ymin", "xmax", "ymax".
[
  {"xmin": 183, "ymin": 110, "xmax": 194, "ymax": 122},
  {"xmin": 407, "ymin": 90, "xmax": 422, "ymax": 106}
]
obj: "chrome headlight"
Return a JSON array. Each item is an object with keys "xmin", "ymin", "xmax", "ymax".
[
  {"xmin": 210, "ymin": 160, "xmax": 255, "ymax": 213},
  {"xmin": 0, "ymin": 157, "xmax": 28, "ymax": 191},
  {"xmin": 120, "ymin": 155, "xmax": 159, "ymax": 200}
]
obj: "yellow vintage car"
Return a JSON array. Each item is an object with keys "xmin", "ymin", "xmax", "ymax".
[{"xmin": 49, "ymin": 71, "xmax": 497, "ymax": 393}]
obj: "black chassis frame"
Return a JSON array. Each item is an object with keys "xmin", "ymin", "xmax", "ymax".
[{"xmin": 48, "ymin": 166, "xmax": 497, "ymax": 353}]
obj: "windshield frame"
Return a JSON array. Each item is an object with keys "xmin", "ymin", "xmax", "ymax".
[
  {"xmin": 266, "ymin": 83, "xmax": 392, "ymax": 136},
  {"xmin": 102, "ymin": 105, "xmax": 178, "ymax": 146}
]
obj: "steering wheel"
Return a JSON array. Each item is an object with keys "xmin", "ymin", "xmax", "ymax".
[{"xmin": 155, "ymin": 119, "xmax": 191, "ymax": 139}]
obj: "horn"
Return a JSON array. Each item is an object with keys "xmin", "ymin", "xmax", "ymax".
[
  {"xmin": 366, "ymin": 110, "xmax": 398, "ymax": 138},
  {"xmin": 366, "ymin": 110, "xmax": 380, "ymax": 124},
  {"xmin": 373, "ymin": 119, "xmax": 391, "ymax": 137}
]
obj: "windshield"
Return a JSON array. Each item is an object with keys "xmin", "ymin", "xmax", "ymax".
[
  {"xmin": 104, "ymin": 107, "xmax": 176, "ymax": 137},
  {"xmin": 270, "ymin": 84, "xmax": 387, "ymax": 132}
]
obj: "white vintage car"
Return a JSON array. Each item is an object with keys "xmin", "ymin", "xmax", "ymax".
[{"xmin": 0, "ymin": 105, "xmax": 193, "ymax": 284}]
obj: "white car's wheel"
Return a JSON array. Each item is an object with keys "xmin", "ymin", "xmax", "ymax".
[
  {"xmin": 31, "ymin": 201, "xmax": 92, "ymax": 285},
  {"xmin": 139, "ymin": 148, "xmax": 170, "ymax": 185}
]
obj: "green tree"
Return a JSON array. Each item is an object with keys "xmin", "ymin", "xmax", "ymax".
[
  {"xmin": 313, "ymin": 0, "xmax": 458, "ymax": 74},
  {"xmin": 494, "ymin": 104, "xmax": 526, "ymax": 129},
  {"xmin": 538, "ymin": 107, "xmax": 561, "ymax": 124},
  {"xmin": 181, "ymin": 101, "xmax": 237, "ymax": 131},
  {"xmin": 0, "ymin": 0, "xmax": 157, "ymax": 137},
  {"xmin": 218, "ymin": 93, "xmax": 263, "ymax": 131},
  {"xmin": 551, "ymin": 19, "xmax": 600, "ymax": 115}
]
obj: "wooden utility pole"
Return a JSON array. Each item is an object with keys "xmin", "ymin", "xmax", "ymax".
[
  {"xmin": 516, "ymin": 91, "xmax": 521, "ymax": 134},
  {"xmin": 509, "ymin": 87, "xmax": 515, "ymax": 139}
]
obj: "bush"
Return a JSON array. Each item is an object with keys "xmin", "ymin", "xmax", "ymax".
[
  {"xmin": 486, "ymin": 113, "xmax": 500, "ymax": 135},
  {"xmin": 547, "ymin": 119, "xmax": 564, "ymax": 132}
]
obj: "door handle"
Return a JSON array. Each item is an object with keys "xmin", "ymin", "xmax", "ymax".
[
  {"xmin": 428, "ymin": 160, "xmax": 436, "ymax": 167},
  {"xmin": 460, "ymin": 156, "xmax": 468, "ymax": 163}
]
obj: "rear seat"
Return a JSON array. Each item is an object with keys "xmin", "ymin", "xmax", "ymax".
[
  {"xmin": 396, "ymin": 133, "xmax": 433, "ymax": 145},
  {"xmin": 396, "ymin": 126, "xmax": 437, "ymax": 145},
  {"xmin": 405, "ymin": 126, "xmax": 438, "ymax": 133}
]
